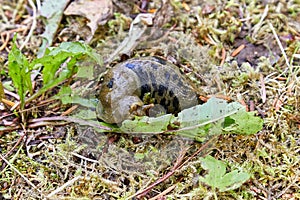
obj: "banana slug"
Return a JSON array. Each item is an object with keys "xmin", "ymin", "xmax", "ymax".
[{"xmin": 96, "ymin": 56, "xmax": 199, "ymax": 124}]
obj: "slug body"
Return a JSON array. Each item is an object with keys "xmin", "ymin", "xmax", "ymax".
[{"xmin": 97, "ymin": 57, "xmax": 198, "ymax": 124}]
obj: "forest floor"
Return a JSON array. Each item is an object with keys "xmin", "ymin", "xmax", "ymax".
[{"xmin": 0, "ymin": 0, "xmax": 300, "ymax": 199}]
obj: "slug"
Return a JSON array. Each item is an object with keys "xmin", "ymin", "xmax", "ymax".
[{"xmin": 96, "ymin": 56, "xmax": 199, "ymax": 124}]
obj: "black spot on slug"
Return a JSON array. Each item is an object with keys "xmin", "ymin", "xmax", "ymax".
[
  {"xmin": 173, "ymin": 96, "xmax": 179, "ymax": 112},
  {"xmin": 107, "ymin": 78, "xmax": 114, "ymax": 88},
  {"xmin": 141, "ymin": 84, "xmax": 151, "ymax": 97},
  {"xmin": 158, "ymin": 84, "xmax": 167, "ymax": 96},
  {"xmin": 169, "ymin": 90, "xmax": 174, "ymax": 97},
  {"xmin": 160, "ymin": 97, "xmax": 166, "ymax": 106}
]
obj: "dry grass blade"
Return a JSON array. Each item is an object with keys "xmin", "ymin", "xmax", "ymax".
[
  {"xmin": 46, "ymin": 176, "xmax": 82, "ymax": 198},
  {"xmin": 20, "ymin": 0, "xmax": 37, "ymax": 50},
  {"xmin": 268, "ymin": 22, "xmax": 290, "ymax": 70}
]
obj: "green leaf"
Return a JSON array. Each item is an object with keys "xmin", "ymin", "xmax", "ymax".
[
  {"xmin": 27, "ymin": 42, "xmax": 102, "ymax": 103},
  {"xmin": 199, "ymin": 155, "xmax": 250, "ymax": 192},
  {"xmin": 223, "ymin": 110, "xmax": 263, "ymax": 135},
  {"xmin": 76, "ymin": 64, "xmax": 94, "ymax": 80},
  {"xmin": 116, "ymin": 97, "xmax": 263, "ymax": 140},
  {"xmin": 119, "ymin": 114, "xmax": 174, "ymax": 134},
  {"xmin": 174, "ymin": 97, "xmax": 247, "ymax": 140},
  {"xmin": 33, "ymin": 42, "xmax": 102, "ymax": 86},
  {"xmin": 177, "ymin": 98, "xmax": 244, "ymax": 126},
  {"xmin": 54, "ymin": 86, "xmax": 97, "ymax": 108},
  {"xmin": 8, "ymin": 35, "xmax": 32, "ymax": 109},
  {"xmin": 71, "ymin": 110, "xmax": 116, "ymax": 132},
  {"xmin": 72, "ymin": 109, "xmax": 97, "ymax": 120}
]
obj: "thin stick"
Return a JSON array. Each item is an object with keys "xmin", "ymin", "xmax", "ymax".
[
  {"xmin": 220, "ymin": 47, "xmax": 226, "ymax": 66},
  {"xmin": 71, "ymin": 152, "xmax": 100, "ymax": 164},
  {"xmin": 0, "ymin": 32, "xmax": 10, "ymax": 51},
  {"xmin": 231, "ymin": 44, "xmax": 245, "ymax": 57},
  {"xmin": 20, "ymin": 0, "xmax": 37, "ymax": 50},
  {"xmin": 252, "ymin": 5, "xmax": 268, "ymax": 38},
  {"xmin": 29, "ymin": 116, "xmax": 112, "ymax": 131},
  {"xmin": 268, "ymin": 22, "xmax": 290, "ymax": 69},
  {"xmin": 46, "ymin": 175, "xmax": 82, "ymax": 198},
  {"xmin": 149, "ymin": 184, "xmax": 176, "ymax": 200},
  {"xmin": 260, "ymin": 74, "xmax": 266, "ymax": 103}
]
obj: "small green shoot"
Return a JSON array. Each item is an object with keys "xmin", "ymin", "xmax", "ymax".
[{"xmin": 199, "ymin": 155, "xmax": 250, "ymax": 199}]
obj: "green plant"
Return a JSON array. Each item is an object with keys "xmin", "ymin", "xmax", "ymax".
[
  {"xmin": 199, "ymin": 155, "xmax": 250, "ymax": 199},
  {"xmin": 7, "ymin": 39, "xmax": 102, "ymax": 123}
]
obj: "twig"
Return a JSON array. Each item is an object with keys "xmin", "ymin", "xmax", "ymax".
[
  {"xmin": 1, "ymin": 98, "xmax": 16, "ymax": 108},
  {"xmin": 29, "ymin": 116, "xmax": 112, "ymax": 131},
  {"xmin": 71, "ymin": 152, "xmax": 100, "ymax": 164},
  {"xmin": 12, "ymin": 0, "xmax": 26, "ymax": 22},
  {"xmin": 27, "ymin": 121, "xmax": 69, "ymax": 128},
  {"xmin": 46, "ymin": 175, "xmax": 82, "ymax": 198},
  {"xmin": 252, "ymin": 5, "xmax": 268, "ymax": 38},
  {"xmin": 0, "ymin": 5, "xmax": 9, "ymax": 23},
  {"xmin": 149, "ymin": 184, "xmax": 176, "ymax": 200},
  {"xmin": 0, "ymin": 32, "xmax": 10, "ymax": 51},
  {"xmin": 36, "ymin": 0, "xmax": 41, "ymax": 12},
  {"xmin": 4, "ymin": 88, "xmax": 20, "ymax": 100},
  {"xmin": 268, "ymin": 22, "xmax": 290, "ymax": 69},
  {"xmin": 1, "ymin": 135, "xmax": 25, "ymax": 161},
  {"xmin": 20, "ymin": 0, "xmax": 37, "ymax": 50},
  {"xmin": 260, "ymin": 74, "xmax": 266, "ymax": 103},
  {"xmin": 231, "ymin": 44, "xmax": 245, "ymax": 57},
  {"xmin": 220, "ymin": 47, "xmax": 226, "ymax": 66},
  {"xmin": 61, "ymin": 105, "xmax": 79, "ymax": 116}
]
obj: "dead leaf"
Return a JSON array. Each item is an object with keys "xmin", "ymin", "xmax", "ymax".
[
  {"xmin": 105, "ymin": 13, "xmax": 154, "ymax": 63},
  {"xmin": 64, "ymin": 0, "xmax": 113, "ymax": 37},
  {"xmin": 38, "ymin": 0, "xmax": 70, "ymax": 57}
]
